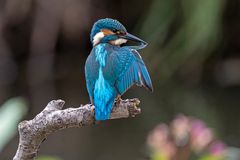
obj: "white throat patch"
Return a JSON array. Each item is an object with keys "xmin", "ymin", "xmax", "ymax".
[
  {"xmin": 112, "ymin": 38, "xmax": 127, "ymax": 45},
  {"xmin": 93, "ymin": 32, "xmax": 127, "ymax": 46},
  {"xmin": 93, "ymin": 32, "xmax": 104, "ymax": 46}
]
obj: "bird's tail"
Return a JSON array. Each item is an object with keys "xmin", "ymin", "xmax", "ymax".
[{"xmin": 95, "ymin": 96, "xmax": 115, "ymax": 120}]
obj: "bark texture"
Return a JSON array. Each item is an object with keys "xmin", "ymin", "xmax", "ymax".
[{"xmin": 13, "ymin": 98, "xmax": 141, "ymax": 160}]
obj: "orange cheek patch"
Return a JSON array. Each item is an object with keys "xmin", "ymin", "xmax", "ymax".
[{"xmin": 101, "ymin": 29, "xmax": 114, "ymax": 36}]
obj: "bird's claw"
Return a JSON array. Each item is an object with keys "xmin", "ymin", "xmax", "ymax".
[{"xmin": 114, "ymin": 95, "xmax": 122, "ymax": 106}]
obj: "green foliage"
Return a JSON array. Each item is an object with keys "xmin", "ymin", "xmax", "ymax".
[
  {"xmin": 141, "ymin": 0, "xmax": 225, "ymax": 81},
  {"xmin": 0, "ymin": 97, "xmax": 28, "ymax": 151},
  {"xmin": 135, "ymin": 0, "xmax": 227, "ymax": 139},
  {"xmin": 151, "ymin": 151, "xmax": 168, "ymax": 160},
  {"xmin": 199, "ymin": 155, "xmax": 224, "ymax": 160}
]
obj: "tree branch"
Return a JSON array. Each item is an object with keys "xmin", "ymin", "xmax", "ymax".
[{"xmin": 13, "ymin": 98, "xmax": 141, "ymax": 160}]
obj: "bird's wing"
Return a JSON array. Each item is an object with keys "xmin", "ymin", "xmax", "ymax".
[
  {"xmin": 103, "ymin": 47, "xmax": 153, "ymax": 95},
  {"xmin": 131, "ymin": 49, "xmax": 153, "ymax": 92},
  {"xmin": 85, "ymin": 50, "xmax": 99, "ymax": 103}
]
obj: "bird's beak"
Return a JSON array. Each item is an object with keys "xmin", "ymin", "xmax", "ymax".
[{"xmin": 120, "ymin": 33, "xmax": 148, "ymax": 49}]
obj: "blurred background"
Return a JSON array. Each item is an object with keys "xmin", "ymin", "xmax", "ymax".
[{"xmin": 0, "ymin": 0, "xmax": 240, "ymax": 159}]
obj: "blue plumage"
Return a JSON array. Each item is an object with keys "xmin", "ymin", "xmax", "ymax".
[{"xmin": 85, "ymin": 18, "xmax": 153, "ymax": 120}]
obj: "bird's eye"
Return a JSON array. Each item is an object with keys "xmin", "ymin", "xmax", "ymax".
[{"xmin": 116, "ymin": 31, "xmax": 121, "ymax": 35}]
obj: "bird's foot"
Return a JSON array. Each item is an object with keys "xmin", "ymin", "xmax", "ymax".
[{"xmin": 114, "ymin": 95, "xmax": 122, "ymax": 107}]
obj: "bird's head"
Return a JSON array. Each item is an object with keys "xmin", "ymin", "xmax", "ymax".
[{"xmin": 90, "ymin": 18, "xmax": 147, "ymax": 48}]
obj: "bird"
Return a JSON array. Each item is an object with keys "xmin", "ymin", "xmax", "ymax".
[{"xmin": 85, "ymin": 18, "xmax": 153, "ymax": 120}]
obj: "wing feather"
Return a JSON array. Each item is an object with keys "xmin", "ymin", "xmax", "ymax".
[
  {"xmin": 85, "ymin": 49, "xmax": 99, "ymax": 103},
  {"xmin": 114, "ymin": 48, "xmax": 153, "ymax": 95},
  {"xmin": 97, "ymin": 44, "xmax": 153, "ymax": 96}
]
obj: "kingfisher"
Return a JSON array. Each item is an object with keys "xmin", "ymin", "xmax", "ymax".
[{"xmin": 85, "ymin": 18, "xmax": 153, "ymax": 120}]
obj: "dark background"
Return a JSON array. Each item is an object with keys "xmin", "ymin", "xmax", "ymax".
[{"xmin": 0, "ymin": 0, "xmax": 240, "ymax": 159}]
